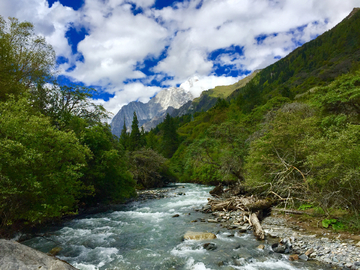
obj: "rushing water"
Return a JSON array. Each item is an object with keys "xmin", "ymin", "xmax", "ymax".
[{"xmin": 23, "ymin": 184, "xmax": 329, "ymax": 270}]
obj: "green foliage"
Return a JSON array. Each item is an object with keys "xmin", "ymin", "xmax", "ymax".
[
  {"xmin": 0, "ymin": 16, "xmax": 55, "ymax": 100},
  {"xmin": 129, "ymin": 112, "xmax": 143, "ymax": 151},
  {"xmin": 119, "ymin": 118, "xmax": 129, "ymax": 149},
  {"xmin": 80, "ymin": 124, "xmax": 136, "ymax": 204},
  {"xmin": 322, "ymin": 218, "xmax": 338, "ymax": 228},
  {"xmin": 321, "ymin": 218, "xmax": 345, "ymax": 230},
  {"xmin": 32, "ymin": 83, "xmax": 109, "ymax": 129},
  {"xmin": 298, "ymin": 204, "xmax": 314, "ymax": 211},
  {"xmin": 161, "ymin": 113, "xmax": 179, "ymax": 158},
  {"xmin": 229, "ymin": 9, "xmax": 360, "ymax": 109},
  {"xmin": 0, "ymin": 97, "xmax": 90, "ymax": 226},
  {"xmin": 245, "ymin": 102, "xmax": 317, "ymax": 199},
  {"xmin": 128, "ymin": 148, "xmax": 175, "ymax": 189}
]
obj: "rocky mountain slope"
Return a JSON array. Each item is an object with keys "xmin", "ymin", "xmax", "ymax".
[{"xmin": 111, "ymin": 84, "xmax": 193, "ymax": 137}]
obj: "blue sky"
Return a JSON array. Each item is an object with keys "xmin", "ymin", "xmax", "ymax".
[{"xmin": 0, "ymin": 0, "xmax": 359, "ymax": 115}]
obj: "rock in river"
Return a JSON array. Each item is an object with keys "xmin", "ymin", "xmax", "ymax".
[
  {"xmin": 0, "ymin": 239, "xmax": 77, "ymax": 270},
  {"xmin": 183, "ymin": 231, "xmax": 217, "ymax": 240}
]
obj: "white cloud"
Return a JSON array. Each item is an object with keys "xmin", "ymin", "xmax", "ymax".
[
  {"xmin": 98, "ymin": 83, "xmax": 162, "ymax": 116},
  {"xmin": 1, "ymin": 0, "xmax": 360, "ymax": 116},
  {"xmin": 180, "ymin": 75, "xmax": 245, "ymax": 98}
]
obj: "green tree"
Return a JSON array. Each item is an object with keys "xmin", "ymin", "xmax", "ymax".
[
  {"xmin": 119, "ymin": 117, "xmax": 129, "ymax": 149},
  {"xmin": 80, "ymin": 124, "xmax": 136, "ymax": 204},
  {"xmin": 0, "ymin": 96, "xmax": 91, "ymax": 229},
  {"xmin": 128, "ymin": 148, "xmax": 175, "ymax": 189},
  {"xmin": 0, "ymin": 16, "xmax": 55, "ymax": 100},
  {"xmin": 32, "ymin": 83, "xmax": 109, "ymax": 130},
  {"xmin": 129, "ymin": 112, "xmax": 141, "ymax": 151},
  {"xmin": 161, "ymin": 113, "xmax": 179, "ymax": 158}
]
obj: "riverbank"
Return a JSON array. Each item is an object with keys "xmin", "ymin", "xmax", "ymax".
[{"xmin": 197, "ymin": 190, "xmax": 360, "ymax": 270}]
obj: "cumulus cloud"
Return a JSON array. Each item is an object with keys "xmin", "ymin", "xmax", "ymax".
[
  {"xmin": 1, "ymin": 0, "xmax": 359, "ymax": 113},
  {"xmin": 97, "ymin": 83, "xmax": 162, "ymax": 116}
]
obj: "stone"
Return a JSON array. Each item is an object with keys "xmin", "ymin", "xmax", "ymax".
[
  {"xmin": 289, "ymin": 254, "xmax": 299, "ymax": 261},
  {"xmin": 183, "ymin": 231, "xmax": 217, "ymax": 240},
  {"xmin": 356, "ymin": 241, "xmax": 360, "ymax": 247},
  {"xmin": 0, "ymin": 239, "xmax": 77, "ymax": 270},
  {"xmin": 48, "ymin": 247, "xmax": 62, "ymax": 256},
  {"xmin": 299, "ymin": 254, "xmax": 309, "ymax": 261},
  {"xmin": 207, "ymin": 219, "xmax": 218, "ymax": 223},
  {"xmin": 305, "ymin": 248, "xmax": 314, "ymax": 256},
  {"xmin": 203, "ymin": 243, "xmax": 217, "ymax": 251},
  {"xmin": 272, "ymin": 243, "xmax": 286, "ymax": 253},
  {"xmin": 172, "ymin": 214, "xmax": 180, "ymax": 217},
  {"xmin": 257, "ymin": 244, "xmax": 265, "ymax": 250},
  {"xmin": 209, "ymin": 184, "xmax": 224, "ymax": 196},
  {"xmin": 238, "ymin": 225, "xmax": 248, "ymax": 233}
]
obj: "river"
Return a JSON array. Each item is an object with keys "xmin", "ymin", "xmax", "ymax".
[{"xmin": 23, "ymin": 183, "xmax": 330, "ymax": 270}]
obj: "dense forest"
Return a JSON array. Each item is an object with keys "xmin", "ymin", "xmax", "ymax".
[
  {"xmin": 0, "ymin": 16, "xmax": 173, "ymax": 236},
  {"xmin": 1, "ymin": 8, "xmax": 360, "ymax": 236}
]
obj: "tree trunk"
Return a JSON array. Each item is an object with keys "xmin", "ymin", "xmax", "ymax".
[{"xmin": 250, "ymin": 213, "xmax": 265, "ymax": 240}]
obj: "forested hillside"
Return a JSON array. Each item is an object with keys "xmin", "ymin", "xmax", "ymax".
[
  {"xmin": 1, "ymin": 8, "xmax": 360, "ymax": 236},
  {"xmin": 141, "ymin": 8, "xmax": 360, "ymax": 230}
]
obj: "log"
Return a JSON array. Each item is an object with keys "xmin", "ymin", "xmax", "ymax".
[
  {"xmin": 244, "ymin": 199, "xmax": 274, "ymax": 212},
  {"xmin": 250, "ymin": 213, "xmax": 265, "ymax": 240},
  {"xmin": 271, "ymin": 208, "xmax": 306, "ymax": 215},
  {"xmin": 210, "ymin": 200, "xmax": 237, "ymax": 212}
]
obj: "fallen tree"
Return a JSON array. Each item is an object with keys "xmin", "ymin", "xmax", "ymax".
[{"xmin": 206, "ymin": 194, "xmax": 274, "ymax": 240}]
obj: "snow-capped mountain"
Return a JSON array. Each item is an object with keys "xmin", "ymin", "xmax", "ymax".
[{"xmin": 111, "ymin": 83, "xmax": 194, "ymax": 137}]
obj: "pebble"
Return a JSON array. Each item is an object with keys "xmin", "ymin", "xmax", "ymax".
[{"xmin": 200, "ymin": 207, "xmax": 360, "ymax": 270}]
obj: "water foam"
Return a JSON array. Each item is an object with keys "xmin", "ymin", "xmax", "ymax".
[{"xmin": 170, "ymin": 241, "xmax": 207, "ymax": 257}]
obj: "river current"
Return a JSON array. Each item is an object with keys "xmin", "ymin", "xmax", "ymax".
[{"xmin": 23, "ymin": 183, "xmax": 329, "ymax": 270}]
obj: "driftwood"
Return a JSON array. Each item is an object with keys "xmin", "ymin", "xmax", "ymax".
[
  {"xmin": 250, "ymin": 213, "xmax": 265, "ymax": 240},
  {"xmin": 207, "ymin": 195, "xmax": 271, "ymax": 240},
  {"xmin": 208, "ymin": 197, "xmax": 274, "ymax": 213},
  {"xmin": 271, "ymin": 208, "xmax": 305, "ymax": 215}
]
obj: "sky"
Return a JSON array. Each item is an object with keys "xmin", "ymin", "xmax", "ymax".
[{"xmin": 1, "ymin": 0, "xmax": 359, "ymax": 116}]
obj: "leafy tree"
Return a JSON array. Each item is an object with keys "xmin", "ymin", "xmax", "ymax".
[
  {"xmin": 0, "ymin": 96, "xmax": 91, "ymax": 229},
  {"xmin": 80, "ymin": 124, "xmax": 136, "ymax": 204},
  {"xmin": 128, "ymin": 148, "xmax": 175, "ymax": 189},
  {"xmin": 245, "ymin": 102, "xmax": 317, "ymax": 200},
  {"xmin": 0, "ymin": 16, "xmax": 55, "ymax": 100},
  {"xmin": 31, "ymin": 83, "xmax": 109, "ymax": 130},
  {"xmin": 145, "ymin": 130, "xmax": 159, "ymax": 151}
]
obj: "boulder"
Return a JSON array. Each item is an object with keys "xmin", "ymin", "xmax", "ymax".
[
  {"xmin": 183, "ymin": 231, "xmax": 217, "ymax": 240},
  {"xmin": 209, "ymin": 184, "xmax": 223, "ymax": 196},
  {"xmin": 0, "ymin": 239, "xmax": 77, "ymax": 270},
  {"xmin": 203, "ymin": 243, "xmax": 217, "ymax": 251}
]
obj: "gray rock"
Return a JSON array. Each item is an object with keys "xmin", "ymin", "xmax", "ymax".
[
  {"xmin": 203, "ymin": 243, "xmax": 217, "ymax": 251},
  {"xmin": 111, "ymin": 85, "xmax": 193, "ymax": 136},
  {"xmin": 0, "ymin": 239, "xmax": 77, "ymax": 270},
  {"xmin": 299, "ymin": 254, "xmax": 309, "ymax": 261},
  {"xmin": 272, "ymin": 243, "xmax": 286, "ymax": 253}
]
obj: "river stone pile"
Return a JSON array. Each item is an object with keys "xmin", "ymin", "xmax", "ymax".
[
  {"xmin": 262, "ymin": 216, "xmax": 360, "ymax": 269},
  {"xmin": 198, "ymin": 205, "xmax": 360, "ymax": 269}
]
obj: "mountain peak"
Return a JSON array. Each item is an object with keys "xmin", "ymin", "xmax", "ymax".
[{"xmin": 110, "ymin": 84, "xmax": 194, "ymax": 136}]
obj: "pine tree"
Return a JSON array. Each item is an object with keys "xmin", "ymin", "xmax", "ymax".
[
  {"xmin": 119, "ymin": 117, "xmax": 129, "ymax": 149},
  {"xmin": 129, "ymin": 112, "xmax": 141, "ymax": 151},
  {"xmin": 162, "ymin": 113, "xmax": 179, "ymax": 158}
]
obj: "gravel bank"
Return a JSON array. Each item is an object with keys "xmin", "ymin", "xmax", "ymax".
[{"xmin": 199, "ymin": 204, "xmax": 360, "ymax": 270}]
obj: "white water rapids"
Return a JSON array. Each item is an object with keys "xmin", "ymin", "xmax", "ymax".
[{"xmin": 23, "ymin": 184, "xmax": 330, "ymax": 270}]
